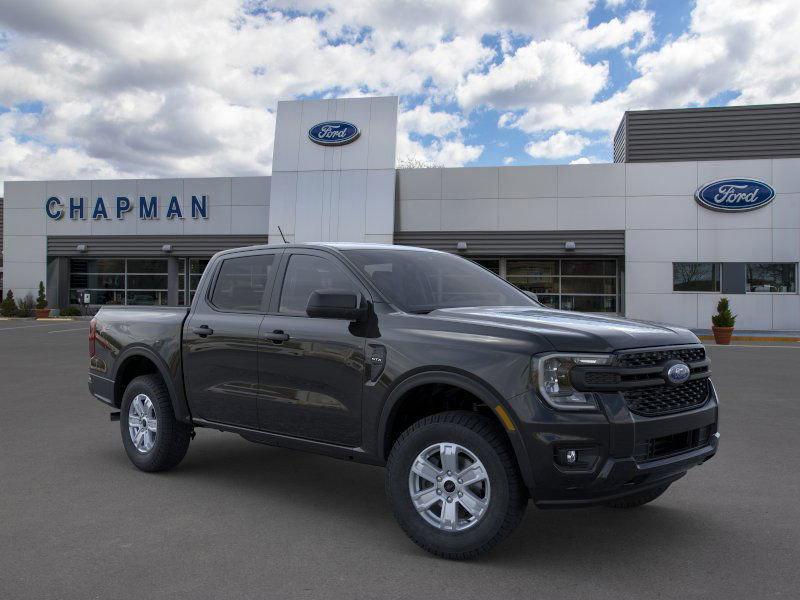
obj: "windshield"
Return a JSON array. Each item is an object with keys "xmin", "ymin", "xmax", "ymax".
[{"xmin": 342, "ymin": 248, "xmax": 538, "ymax": 313}]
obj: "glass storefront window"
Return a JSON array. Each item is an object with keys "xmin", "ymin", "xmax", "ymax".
[
  {"xmin": 69, "ymin": 258, "xmax": 169, "ymax": 306},
  {"xmin": 505, "ymin": 258, "xmax": 618, "ymax": 313},
  {"xmin": 673, "ymin": 263, "xmax": 721, "ymax": 292},
  {"xmin": 188, "ymin": 259, "xmax": 210, "ymax": 304},
  {"xmin": 746, "ymin": 263, "xmax": 797, "ymax": 293},
  {"xmin": 471, "ymin": 259, "xmax": 500, "ymax": 275}
]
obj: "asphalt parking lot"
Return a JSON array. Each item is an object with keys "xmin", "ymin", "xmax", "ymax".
[{"xmin": 1, "ymin": 319, "xmax": 798, "ymax": 599}]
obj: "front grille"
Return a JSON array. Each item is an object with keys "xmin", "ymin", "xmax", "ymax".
[
  {"xmin": 634, "ymin": 424, "xmax": 714, "ymax": 462},
  {"xmin": 584, "ymin": 371, "xmax": 621, "ymax": 385},
  {"xmin": 617, "ymin": 347, "xmax": 706, "ymax": 368},
  {"xmin": 622, "ymin": 378, "xmax": 710, "ymax": 416}
]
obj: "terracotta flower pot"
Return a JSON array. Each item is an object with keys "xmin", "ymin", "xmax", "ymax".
[
  {"xmin": 35, "ymin": 308, "xmax": 51, "ymax": 318},
  {"xmin": 712, "ymin": 326, "xmax": 734, "ymax": 345}
]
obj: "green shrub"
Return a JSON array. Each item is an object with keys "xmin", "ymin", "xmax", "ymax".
[
  {"xmin": 711, "ymin": 297, "xmax": 736, "ymax": 328},
  {"xmin": 36, "ymin": 281, "xmax": 47, "ymax": 310},
  {"xmin": 60, "ymin": 307, "xmax": 82, "ymax": 317},
  {"xmin": 16, "ymin": 293, "xmax": 36, "ymax": 318},
  {"xmin": 1, "ymin": 290, "xmax": 17, "ymax": 317}
]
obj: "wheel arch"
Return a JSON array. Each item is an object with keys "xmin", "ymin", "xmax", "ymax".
[
  {"xmin": 377, "ymin": 369, "xmax": 535, "ymax": 491},
  {"xmin": 113, "ymin": 346, "xmax": 191, "ymax": 423}
]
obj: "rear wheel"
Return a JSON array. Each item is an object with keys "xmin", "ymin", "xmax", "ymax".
[
  {"xmin": 120, "ymin": 374, "xmax": 191, "ymax": 472},
  {"xmin": 605, "ymin": 483, "xmax": 671, "ymax": 508},
  {"xmin": 386, "ymin": 411, "xmax": 527, "ymax": 560}
]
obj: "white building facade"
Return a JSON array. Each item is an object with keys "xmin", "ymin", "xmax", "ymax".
[{"xmin": 3, "ymin": 96, "xmax": 799, "ymax": 331}]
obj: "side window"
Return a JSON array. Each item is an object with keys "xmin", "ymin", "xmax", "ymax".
[
  {"xmin": 279, "ymin": 254, "xmax": 357, "ymax": 316},
  {"xmin": 210, "ymin": 254, "xmax": 276, "ymax": 312}
]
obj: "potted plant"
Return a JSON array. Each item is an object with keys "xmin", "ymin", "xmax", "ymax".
[
  {"xmin": 711, "ymin": 297, "xmax": 736, "ymax": 345},
  {"xmin": 35, "ymin": 281, "xmax": 51, "ymax": 318}
]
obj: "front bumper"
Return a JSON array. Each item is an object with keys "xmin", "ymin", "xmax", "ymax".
[{"xmin": 506, "ymin": 380, "xmax": 719, "ymax": 508}]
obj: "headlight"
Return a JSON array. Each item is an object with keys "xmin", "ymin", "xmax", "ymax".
[{"xmin": 533, "ymin": 353, "xmax": 612, "ymax": 411}]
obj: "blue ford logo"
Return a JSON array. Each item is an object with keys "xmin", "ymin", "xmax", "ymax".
[
  {"xmin": 308, "ymin": 121, "xmax": 360, "ymax": 146},
  {"xmin": 666, "ymin": 362, "xmax": 691, "ymax": 385},
  {"xmin": 695, "ymin": 178, "xmax": 775, "ymax": 212}
]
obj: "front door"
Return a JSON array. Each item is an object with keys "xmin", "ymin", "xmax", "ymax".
[
  {"xmin": 183, "ymin": 250, "xmax": 281, "ymax": 429},
  {"xmin": 257, "ymin": 250, "xmax": 367, "ymax": 447}
]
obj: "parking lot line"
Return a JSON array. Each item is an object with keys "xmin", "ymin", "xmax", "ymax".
[
  {"xmin": 47, "ymin": 327, "xmax": 88, "ymax": 334},
  {"xmin": 0, "ymin": 323, "xmax": 78, "ymax": 331}
]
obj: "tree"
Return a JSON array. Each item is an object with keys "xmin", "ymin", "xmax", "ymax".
[
  {"xmin": 16, "ymin": 293, "xmax": 35, "ymax": 318},
  {"xmin": 1, "ymin": 290, "xmax": 18, "ymax": 317},
  {"xmin": 396, "ymin": 155, "xmax": 444, "ymax": 169},
  {"xmin": 36, "ymin": 281, "xmax": 47, "ymax": 310}
]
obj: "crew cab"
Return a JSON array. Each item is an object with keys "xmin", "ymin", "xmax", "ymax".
[{"xmin": 89, "ymin": 243, "xmax": 719, "ymax": 559}]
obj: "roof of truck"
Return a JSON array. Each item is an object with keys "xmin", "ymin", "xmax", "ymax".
[{"xmin": 213, "ymin": 242, "xmax": 439, "ymax": 257}]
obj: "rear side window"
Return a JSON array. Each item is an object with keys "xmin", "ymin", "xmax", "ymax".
[
  {"xmin": 279, "ymin": 254, "xmax": 356, "ymax": 316},
  {"xmin": 210, "ymin": 254, "xmax": 276, "ymax": 312}
]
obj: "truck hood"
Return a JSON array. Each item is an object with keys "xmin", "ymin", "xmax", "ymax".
[{"xmin": 428, "ymin": 306, "xmax": 699, "ymax": 353}]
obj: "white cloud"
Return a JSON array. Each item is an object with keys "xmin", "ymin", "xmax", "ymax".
[
  {"xmin": 457, "ymin": 40, "xmax": 608, "ymax": 110},
  {"xmin": 503, "ymin": 156, "xmax": 515, "ymax": 165},
  {"xmin": 571, "ymin": 10, "xmax": 654, "ymax": 52},
  {"xmin": 396, "ymin": 132, "xmax": 483, "ymax": 167},
  {"xmin": 525, "ymin": 130, "xmax": 589, "ymax": 159},
  {"xmin": 569, "ymin": 155, "xmax": 605, "ymax": 164},
  {"xmin": 505, "ymin": 0, "xmax": 800, "ymax": 138},
  {"xmin": 398, "ymin": 104, "xmax": 466, "ymax": 137},
  {"xmin": 0, "ymin": 0, "xmax": 798, "ymax": 191}
]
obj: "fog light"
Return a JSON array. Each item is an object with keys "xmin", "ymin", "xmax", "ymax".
[{"xmin": 566, "ymin": 449, "xmax": 578, "ymax": 464}]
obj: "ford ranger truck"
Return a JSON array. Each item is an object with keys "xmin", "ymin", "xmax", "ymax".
[{"xmin": 88, "ymin": 243, "xmax": 719, "ymax": 559}]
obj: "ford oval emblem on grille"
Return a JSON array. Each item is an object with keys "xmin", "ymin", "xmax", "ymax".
[
  {"xmin": 308, "ymin": 121, "xmax": 360, "ymax": 146},
  {"xmin": 666, "ymin": 362, "xmax": 691, "ymax": 385}
]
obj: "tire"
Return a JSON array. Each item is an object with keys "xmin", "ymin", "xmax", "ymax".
[
  {"xmin": 386, "ymin": 411, "xmax": 527, "ymax": 560},
  {"xmin": 120, "ymin": 374, "xmax": 191, "ymax": 472},
  {"xmin": 605, "ymin": 483, "xmax": 670, "ymax": 508}
]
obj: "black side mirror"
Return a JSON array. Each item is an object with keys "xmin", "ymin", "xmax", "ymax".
[{"xmin": 306, "ymin": 289, "xmax": 367, "ymax": 321}]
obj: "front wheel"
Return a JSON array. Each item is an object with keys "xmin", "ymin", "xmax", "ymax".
[
  {"xmin": 386, "ymin": 411, "xmax": 527, "ymax": 560},
  {"xmin": 120, "ymin": 374, "xmax": 191, "ymax": 472}
]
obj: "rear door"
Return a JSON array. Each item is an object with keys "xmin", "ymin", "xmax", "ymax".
[
  {"xmin": 183, "ymin": 249, "xmax": 282, "ymax": 428},
  {"xmin": 256, "ymin": 249, "xmax": 368, "ymax": 446}
]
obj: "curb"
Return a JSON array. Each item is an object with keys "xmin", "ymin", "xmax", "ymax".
[
  {"xmin": 35, "ymin": 317, "xmax": 76, "ymax": 322},
  {"xmin": 698, "ymin": 335, "xmax": 800, "ymax": 343}
]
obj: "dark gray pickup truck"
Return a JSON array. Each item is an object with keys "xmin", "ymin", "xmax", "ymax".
[{"xmin": 89, "ymin": 243, "xmax": 719, "ymax": 559}]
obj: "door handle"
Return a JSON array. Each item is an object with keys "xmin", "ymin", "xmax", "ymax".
[
  {"xmin": 192, "ymin": 325, "xmax": 214, "ymax": 337},
  {"xmin": 265, "ymin": 330, "xmax": 290, "ymax": 343}
]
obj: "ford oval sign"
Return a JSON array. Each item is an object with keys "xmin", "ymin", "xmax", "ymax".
[
  {"xmin": 308, "ymin": 121, "xmax": 360, "ymax": 146},
  {"xmin": 695, "ymin": 178, "xmax": 775, "ymax": 212}
]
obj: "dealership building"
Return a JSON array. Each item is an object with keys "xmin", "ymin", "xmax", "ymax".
[{"xmin": 2, "ymin": 98, "xmax": 799, "ymax": 331}]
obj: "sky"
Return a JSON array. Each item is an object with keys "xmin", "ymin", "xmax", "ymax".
[{"xmin": 1, "ymin": 0, "xmax": 799, "ymax": 195}]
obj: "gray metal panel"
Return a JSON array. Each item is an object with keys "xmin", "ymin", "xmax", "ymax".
[
  {"xmin": 614, "ymin": 103, "xmax": 800, "ymax": 162},
  {"xmin": 47, "ymin": 235, "xmax": 269, "ymax": 257},
  {"xmin": 613, "ymin": 113, "xmax": 627, "ymax": 163},
  {"xmin": 0, "ymin": 198, "xmax": 4, "ymax": 271},
  {"xmin": 721, "ymin": 262, "xmax": 746, "ymax": 294},
  {"xmin": 393, "ymin": 230, "xmax": 624, "ymax": 256}
]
